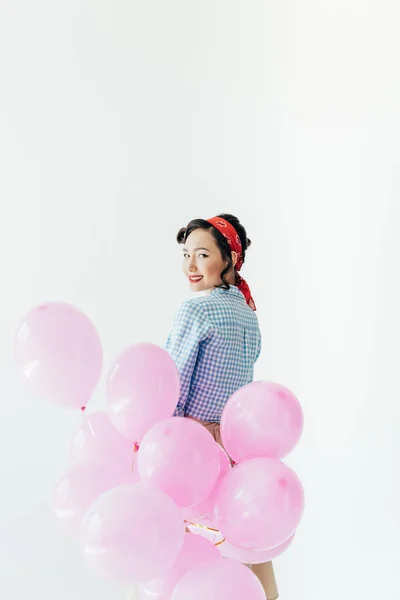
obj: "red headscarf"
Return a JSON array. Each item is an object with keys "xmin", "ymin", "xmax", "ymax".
[{"xmin": 207, "ymin": 216, "xmax": 256, "ymax": 311}]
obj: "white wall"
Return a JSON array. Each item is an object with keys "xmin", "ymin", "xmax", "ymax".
[{"xmin": 1, "ymin": 1, "xmax": 399, "ymax": 598}]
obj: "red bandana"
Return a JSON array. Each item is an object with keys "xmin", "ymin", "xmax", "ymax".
[{"xmin": 207, "ymin": 217, "xmax": 256, "ymax": 311}]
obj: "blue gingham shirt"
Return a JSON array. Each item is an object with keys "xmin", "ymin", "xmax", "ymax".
[{"xmin": 165, "ymin": 285, "xmax": 262, "ymax": 422}]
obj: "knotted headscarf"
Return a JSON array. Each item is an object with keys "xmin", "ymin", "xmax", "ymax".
[{"xmin": 207, "ymin": 216, "xmax": 256, "ymax": 311}]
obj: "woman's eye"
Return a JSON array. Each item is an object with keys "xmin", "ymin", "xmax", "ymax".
[{"xmin": 183, "ymin": 253, "xmax": 208, "ymax": 259}]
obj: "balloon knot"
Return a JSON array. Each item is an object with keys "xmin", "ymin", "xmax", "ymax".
[{"xmin": 80, "ymin": 406, "xmax": 86, "ymax": 412}]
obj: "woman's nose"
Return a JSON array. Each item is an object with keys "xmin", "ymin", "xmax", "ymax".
[{"xmin": 188, "ymin": 259, "xmax": 198, "ymax": 272}]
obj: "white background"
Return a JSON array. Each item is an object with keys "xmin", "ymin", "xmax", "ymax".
[{"xmin": 1, "ymin": 1, "xmax": 399, "ymax": 598}]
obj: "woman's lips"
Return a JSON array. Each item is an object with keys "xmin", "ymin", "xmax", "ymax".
[{"xmin": 189, "ymin": 275, "xmax": 204, "ymax": 283}]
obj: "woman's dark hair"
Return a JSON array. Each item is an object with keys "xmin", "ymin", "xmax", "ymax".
[{"xmin": 176, "ymin": 213, "xmax": 252, "ymax": 290}]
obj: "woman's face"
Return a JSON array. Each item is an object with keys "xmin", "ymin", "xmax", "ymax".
[{"xmin": 182, "ymin": 228, "xmax": 235, "ymax": 291}]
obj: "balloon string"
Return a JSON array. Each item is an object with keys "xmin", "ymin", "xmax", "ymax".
[
  {"xmin": 131, "ymin": 442, "xmax": 140, "ymax": 472},
  {"xmin": 184, "ymin": 520, "xmax": 226, "ymax": 546},
  {"xmin": 214, "ymin": 537, "xmax": 226, "ymax": 547},
  {"xmin": 184, "ymin": 520, "xmax": 220, "ymax": 532}
]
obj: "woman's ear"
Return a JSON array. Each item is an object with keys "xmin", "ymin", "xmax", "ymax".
[{"xmin": 231, "ymin": 251, "xmax": 238, "ymax": 268}]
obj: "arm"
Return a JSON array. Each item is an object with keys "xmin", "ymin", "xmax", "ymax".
[{"xmin": 165, "ymin": 300, "xmax": 211, "ymax": 417}]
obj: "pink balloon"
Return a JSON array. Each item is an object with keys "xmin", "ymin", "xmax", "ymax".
[
  {"xmin": 53, "ymin": 461, "xmax": 135, "ymax": 537},
  {"xmin": 70, "ymin": 411, "xmax": 135, "ymax": 473},
  {"xmin": 170, "ymin": 557, "xmax": 266, "ymax": 600},
  {"xmin": 219, "ymin": 533, "xmax": 295, "ymax": 564},
  {"xmin": 215, "ymin": 458, "xmax": 304, "ymax": 551},
  {"xmin": 14, "ymin": 302, "xmax": 103, "ymax": 409},
  {"xmin": 80, "ymin": 483, "xmax": 185, "ymax": 585},
  {"xmin": 184, "ymin": 444, "xmax": 231, "ymax": 528},
  {"xmin": 107, "ymin": 343, "xmax": 180, "ymax": 442},
  {"xmin": 221, "ymin": 381, "xmax": 304, "ymax": 463},
  {"xmin": 137, "ymin": 417, "xmax": 220, "ymax": 507},
  {"xmin": 138, "ymin": 533, "xmax": 220, "ymax": 599}
]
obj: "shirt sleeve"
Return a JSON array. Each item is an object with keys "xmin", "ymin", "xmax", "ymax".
[{"xmin": 165, "ymin": 300, "xmax": 212, "ymax": 417}]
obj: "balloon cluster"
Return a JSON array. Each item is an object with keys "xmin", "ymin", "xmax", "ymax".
[{"xmin": 14, "ymin": 302, "xmax": 305, "ymax": 600}]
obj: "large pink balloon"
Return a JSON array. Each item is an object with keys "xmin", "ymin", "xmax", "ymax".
[
  {"xmin": 14, "ymin": 302, "xmax": 103, "ymax": 409},
  {"xmin": 80, "ymin": 483, "xmax": 185, "ymax": 584},
  {"xmin": 215, "ymin": 458, "xmax": 304, "ymax": 551},
  {"xmin": 221, "ymin": 381, "xmax": 304, "ymax": 463},
  {"xmin": 137, "ymin": 417, "xmax": 220, "ymax": 507},
  {"xmin": 183, "ymin": 444, "xmax": 231, "ymax": 527},
  {"xmin": 170, "ymin": 557, "xmax": 266, "ymax": 600},
  {"xmin": 70, "ymin": 411, "xmax": 135, "ymax": 473},
  {"xmin": 138, "ymin": 533, "xmax": 220, "ymax": 599},
  {"xmin": 53, "ymin": 461, "xmax": 135, "ymax": 537},
  {"xmin": 219, "ymin": 533, "xmax": 295, "ymax": 564},
  {"xmin": 107, "ymin": 343, "xmax": 180, "ymax": 442}
]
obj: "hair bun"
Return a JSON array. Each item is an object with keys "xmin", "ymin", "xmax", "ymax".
[{"xmin": 176, "ymin": 227, "xmax": 187, "ymax": 244}]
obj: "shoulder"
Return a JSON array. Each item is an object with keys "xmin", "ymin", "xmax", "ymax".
[
  {"xmin": 172, "ymin": 296, "xmax": 211, "ymax": 330},
  {"xmin": 169, "ymin": 297, "xmax": 212, "ymax": 343},
  {"xmin": 176, "ymin": 296, "xmax": 208, "ymax": 318}
]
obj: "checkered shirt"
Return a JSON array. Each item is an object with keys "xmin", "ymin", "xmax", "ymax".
[{"xmin": 165, "ymin": 285, "xmax": 262, "ymax": 422}]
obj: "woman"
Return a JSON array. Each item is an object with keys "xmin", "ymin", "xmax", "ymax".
[{"xmin": 165, "ymin": 213, "xmax": 279, "ymax": 600}]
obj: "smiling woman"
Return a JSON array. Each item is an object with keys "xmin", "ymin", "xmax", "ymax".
[
  {"xmin": 162, "ymin": 214, "xmax": 279, "ymax": 600},
  {"xmin": 177, "ymin": 214, "xmax": 253, "ymax": 300},
  {"xmin": 167, "ymin": 214, "xmax": 259, "ymax": 422}
]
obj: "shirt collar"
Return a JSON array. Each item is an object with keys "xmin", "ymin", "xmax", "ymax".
[{"xmin": 210, "ymin": 285, "xmax": 243, "ymax": 298}]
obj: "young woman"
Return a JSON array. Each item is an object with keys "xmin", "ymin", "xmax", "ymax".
[{"xmin": 165, "ymin": 214, "xmax": 279, "ymax": 600}]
